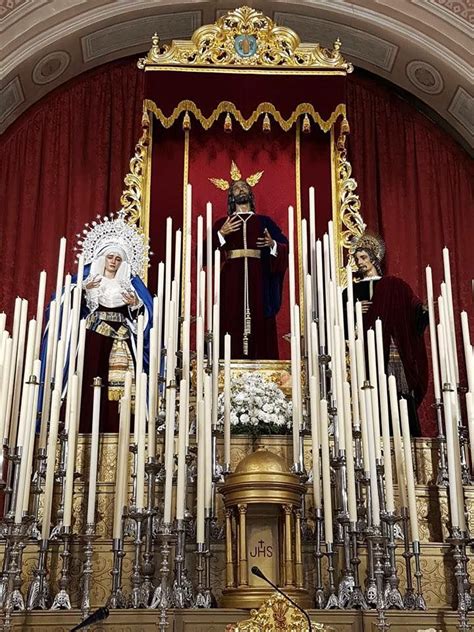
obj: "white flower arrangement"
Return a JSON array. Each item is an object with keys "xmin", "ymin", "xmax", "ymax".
[{"xmin": 217, "ymin": 372, "xmax": 292, "ymax": 435}]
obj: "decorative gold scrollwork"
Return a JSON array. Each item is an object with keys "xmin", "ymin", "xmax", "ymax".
[
  {"xmin": 335, "ymin": 119, "xmax": 366, "ymax": 254},
  {"xmin": 119, "ymin": 107, "xmax": 150, "ymax": 227},
  {"xmin": 138, "ymin": 6, "xmax": 352, "ymax": 71}
]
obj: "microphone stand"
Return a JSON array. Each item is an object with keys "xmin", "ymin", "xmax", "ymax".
[{"xmin": 251, "ymin": 566, "xmax": 313, "ymax": 632}]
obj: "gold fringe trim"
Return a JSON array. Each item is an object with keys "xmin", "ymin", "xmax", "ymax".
[{"xmin": 144, "ymin": 99, "xmax": 346, "ymax": 133}]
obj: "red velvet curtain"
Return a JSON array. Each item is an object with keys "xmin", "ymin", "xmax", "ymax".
[
  {"xmin": 1, "ymin": 59, "xmax": 472, "ymax": 435},
  {"xmin": 0, "ymin": 59, "xmax": 144, "ymax": 315},
  {"xmin": 346, "ymin": 74, "xmax": 474, "ymax": 435}
]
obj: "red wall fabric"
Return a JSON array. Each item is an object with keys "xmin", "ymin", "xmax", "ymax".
[
  {"xmin": 0, "ymin": 59, "xmax": 472, "ymax": 435},
  {"xmin": 346, "ymin": 74, "xmax": 474, "ymax": 435},
  {"xmin": 0, "ymin": 59, "xmax": 144, "ymax": 314}
]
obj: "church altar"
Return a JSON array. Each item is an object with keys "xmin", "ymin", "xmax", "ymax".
[{"xmin": 0, "ymin": 7, "xmax": 473, "ymax": 632}]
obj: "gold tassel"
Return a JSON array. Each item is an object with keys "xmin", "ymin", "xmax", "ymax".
[
  {"xmin": 224, "ymin": 112, "xmax": 232, "ymax": 133},
  {"xmin": 182, "ymin": 111, "xmax": 191, "ymax": 130},
  {"xmin": 262, "ymin": 113, "xmax": 271, "ymax": 133},
  {"xmin": 302, "ymin": 113, "xmax": 311, "ymax": 134}
]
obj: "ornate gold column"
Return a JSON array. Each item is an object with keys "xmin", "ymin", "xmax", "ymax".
[
  {"xmin": 226, "ymin": 508, "xmax": 235, "ymax": 588},
  {"xmin": 238, "ymin": 503, "xmax": 248, "ymax": 586},
  {"xmin": 295, "ymin": 509, "xmax": 303, "ymax": 588},
  {"xmin": 284, "ymin": 504, "xmax": 294, "ymax": 586}
]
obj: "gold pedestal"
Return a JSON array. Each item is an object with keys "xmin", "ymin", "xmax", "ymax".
[
  {"xmin": 220, "ymin": 585, "xmax": 314, "ymax": 609},
  {"xmin": 219, "ymin": 446, "xmax": 310, "ymax": 609}
]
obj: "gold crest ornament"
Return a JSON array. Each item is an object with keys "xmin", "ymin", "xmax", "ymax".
[{"xmin": 209, "ymin": 161, "xmax": 264, "ymax": 191}]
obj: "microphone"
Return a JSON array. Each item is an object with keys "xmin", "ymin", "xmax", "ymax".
[
  {"xmin": 251, "ymin": 566, "xmax": 313, "ymax": 631},
  {"xmin": 70, "ymin": 606, "xmax": 110, "ymax": 631}
]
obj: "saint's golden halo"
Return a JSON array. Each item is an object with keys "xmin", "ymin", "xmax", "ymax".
[{"xmin": 209, "ymin": 160, "xmax": 264, "ymax": 191}]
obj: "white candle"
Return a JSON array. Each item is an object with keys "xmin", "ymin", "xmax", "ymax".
[
  {"xmin": 0, "ymin": 313, "xmax": 5, "ymax": 341},
  {"xmin": 309, "ymin": 187, "xmax": 316, "ymax": 285},
  {"xmin": 291, "ymin": 336, "xmax": 300, "ymax": 468},
  {"xmin": 466, "ymin": 392, "xmax": 474, "ymax": 477},
  {"xmin": 442, "ymin": 248, "xmax": 458, "ymax": 381},
  {"xmin": 367, "ymin": 330, "xmax": 381, "ymax": 460},
  {"xmin": 328, "ymin": 221, "xmax": 337, "ymax": 289},
  {"xmin": 0, "ymin": 337, "xmax": 13, "ymax": 444},
  {"xmin": 86, "ymin": 377, "xmax": 102, "ymax": 525},
  {"xmin": 305, "ymin": 275, "xmax": 313, "ymax": 378},
  {"xmin": 63, "ymin": 374, "xmax": 79, "ymax": 528},
  {"xmin": 59, "ymin": 274, "xmax": 71, "ymax": 344},
  {"xmin": 175, "ymin": 379, "xmax": 188, "ymax": 521},
  {"xmin": 206, "ymin": 202, "xmax": 213, "ymax": 333},
  {"xmin": 163, "ymin": 375, "xmax": 176, "ymax": 523},
  {"xmin": 343, "ymin": 381, "xmax": 357, "ymax": 523},
  {"xmin": 388, "ymin": 376, "xmax": 408, "ymax": 509},
  {"xmin": 460, "ymin": 312, "xmax": 473, "ymax": 394},
  {"xmin": 425, "ymin": 266, "xmax": 441, "ymax": 400},
  {"xmin": 288, "ymin": 206, "xmax": 296, "ymax": 335},
  {"xmin": 196, "ymin": 400, "xmax": 205, "ymax": 544},
  {"xmin": 346, "ymin": 265, "xmax": 360, "ymax": 430},
  {"xmin": 21, "ymin": 359, "xmax": 41, "ymax": 515},
  {"xmin": 34, "ymin": 270, "xmax": 47, "ymax": 360},
  {"xmin": 15, "ymin": 318, "xmax": 37, "ymax": 449},
  {"xmin": 55, "ymin": 237, "xmax": 67, "ymax": 307},
  {"xmin": 323, "ymin": 234, "xmax": 332, "ymax": 358},
  {"xmin": 173, "ymin": 230, "xmax": 182, "ymax": 327},
  {"xmin": 375, "ymin": 320, "xmax": 395, "ymax": 513},
  {"xmin": 204, "ymin": 373, "xmax": 213, "ymax": 510},
  {"xmin": 5, "ymin": 297, "xmax": 22, "ymax": 440},
  {"xmin": 364, "ymin": 388, "xmax": 380, "ymax": 526},
  {"xmin": 9, "ymin": 299, "xmax": 28, "ymax": 448},
  {"xmin": 212, "ymin": 300, "xmax": 220, "ymax": 429},
  {"xmin": 333, "ymin": 324, "xmax": 345, "ymax": 451},
  {"xmin": 196, "ymin": 216, "xmax": 203, "ymax": 320},
  {"xmin": 320, "ymin": 399, "xmax": 333, "ymax": 543},
  {"xmin": 315, "ymin": 240, "xmax": 325, "ymax": 348},
  {"xmin": 196, "ymin": 315, "xmax": 204, "ymax": 407},
  {"xmin": 224, "ymin": 333, "xmax": 231, "ymax": 468},
  {"xmin": 399, "ymin": 399, "xmax": 420, "ymax": 541},
  {"xmin": 164, "ymin": 217, "xmax": 173, "ymax": 344},
  {"xmin": 113, "ymin": 393, "xmax": 131, "ymax": 539},
  {"xmin": 38, "ymin": 300, "xmax": 57, "ymax": 450},
  {"xmin": 64, "ymin": 255, "xmax": 84, "ymax": 431},
  {"xmin": 135, "ymin": 372, "xmax": 147, "ymax": 510},
  {"xmin": 41, "ymin": 387, "xmax": 62, "ymax": 540},
  {"xmin": 134, "ymin": 314, "xmax": 144, "ymax": 444},
  {"xmin": 184, "ymin": 184, "xmax": 193, "ymax": 325},
  {"xmin": 75, "ymin": 319, "xmax": 86, "ymax": 419},
  {"xmin": 148, "ymin": 326, "xmax": 158, "ymax": 458},
  {"xmin": 309, "ymin": 376, "xmax": 321, "ymax": 509},
  {"xmin": 355, "ymin": 338, "xmax": 370, "ymax": 472},
  {"xmin": 14, "ymin": 379, "xmax": 34, "ymax": 523},
  {"xmin": 301, "ymin": 219, "xmax": 308, "ymax": 316}
]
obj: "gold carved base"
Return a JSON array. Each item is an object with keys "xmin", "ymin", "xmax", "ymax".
[
  {"xmin": 220, "ymin": 585, "xmax": 313, "ymax": 609},
  {"xmin": 6, "ymin": 608, "xmax": 465, "ymax": 631}
]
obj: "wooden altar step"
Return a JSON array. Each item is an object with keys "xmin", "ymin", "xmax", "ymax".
[{"xmin": 6, "ymin": 608, "xmax": 467, "ymax": 631}]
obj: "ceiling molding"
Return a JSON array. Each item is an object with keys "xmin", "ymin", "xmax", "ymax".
[
  {"xmin": 1, "ymin": 1, "xmax": 472, "ymax": 148},
  {"xmin": 81, "ymin": 12, "xmax": 201, "ymax": 63}
]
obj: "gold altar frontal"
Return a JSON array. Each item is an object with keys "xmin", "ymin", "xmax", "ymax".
[{"xmin": 219, "ymin": 447, "xmax": 312, "ymax": 609}]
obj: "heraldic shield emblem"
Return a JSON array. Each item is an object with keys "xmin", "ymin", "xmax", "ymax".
[{"xmin": 234, "ymin": 34, "xmax": 258, "ymax": 58}]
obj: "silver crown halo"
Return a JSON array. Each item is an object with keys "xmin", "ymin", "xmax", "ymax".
[{"xmin": 74, "ymin": 210, "xmax": 150, "ymax": 275}]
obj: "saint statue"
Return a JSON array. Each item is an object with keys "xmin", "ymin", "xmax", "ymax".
[
  {"xmin": 40, "ymin": 211, "xmax": 153, "ymax": 431},
  {"xmin": 344, "ymin": 232, "xmax": 429, "ymax": 435},
  {"xmin": 209, "ymin": 162, "xmax": 288, "ymax": 359}
]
